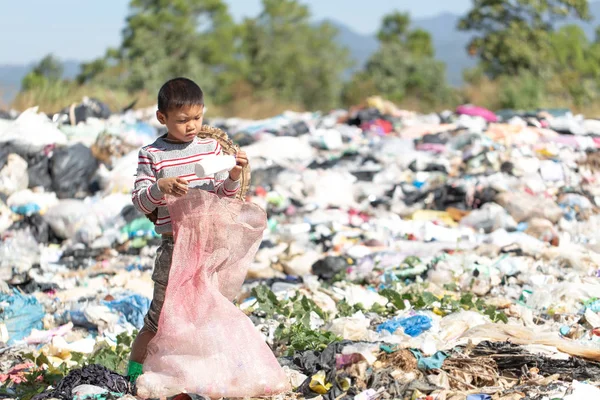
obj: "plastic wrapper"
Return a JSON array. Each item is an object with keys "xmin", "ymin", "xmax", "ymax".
[
  {"xmin": 0, "ymin": 154, "xmax": 28, "ymax": 196},
  {"xmin": 137, "ymin": 189, "xmax": 289, "ymax": 398}
]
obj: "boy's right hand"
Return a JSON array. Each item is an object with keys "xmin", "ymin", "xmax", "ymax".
[{"xmin": 158, "ymin": 177, "xmax": 189, "ymax": 197}]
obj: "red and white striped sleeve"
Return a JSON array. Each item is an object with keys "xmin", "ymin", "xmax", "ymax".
[{"xmin": 131, "ymin": 148, "xmax": 165, "ymax": 214}]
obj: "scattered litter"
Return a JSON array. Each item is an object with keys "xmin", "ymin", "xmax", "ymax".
[{"xmin": 2, "ymin": 100, "xmax": 600, "ymax": 399}]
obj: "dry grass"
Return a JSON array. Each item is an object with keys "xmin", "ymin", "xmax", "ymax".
[
  {"xmin": 0, "ymin": 87, "xmax": 14, "ymax": 110},
  {"xmin": 461, "ymin": 76, "xmax": 600, "ymax": 116},
  {"xmin": 461, "ymin": 78, "xmax": 503, "ymax": 110},
  {"xmin": 208, "ymin": 96, "xmax": 304, "ymax": 119},
  {"xmin": 11, "ymin": 78, "xmax": 600, "ymax": 119},
  {"xmin": 10, "ymin": 82, "xmax": 304, "ymax": 119},
  {"xmin": 208, "ymin": 81, "xmax": 305, "ymax": 119},
  {"xmin": 11, "ymin": 84, "xmax": 156, "ymax": 114}
]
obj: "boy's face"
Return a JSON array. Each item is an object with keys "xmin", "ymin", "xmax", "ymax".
[{"xmin": 157, "ymin": 104, "xmax": 204, "ymax": 143}]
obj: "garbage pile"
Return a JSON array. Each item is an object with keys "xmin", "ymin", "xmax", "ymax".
[{"xmin": 2, "ymin": 97, "xmax": 600, "ymax": 399}]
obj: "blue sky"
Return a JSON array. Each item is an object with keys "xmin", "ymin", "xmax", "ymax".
[{"xmin": 0, "ymin": 0, "xmax": 471, "ymax": 64}]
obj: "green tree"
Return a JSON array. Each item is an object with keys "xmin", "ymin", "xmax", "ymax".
[
  {"xmin": 458, "ymin": 0, "xmax": 591, "ymax": 77},
  {"xmin": 78, "ymin": 0, "xmax": 237, "ymax": 100},
  {"xmin": 349, "ymin": 12, "xmax": 451, "ymax": 108},
  {"xmin": 377, "ymin": 12, "xmax": 411, "ymax": 44},
  {"xmin": 406, "ymin": 29, "xmax": 434, "ymax": 58},
  {"xmin": 497, "ymin": 71, "xmax": 546, "ymax": 109},
  {"xmin": 547, "ymin": 24, "xmax": 600, "ymax": 106},
  {"xmin": 363, "ymin": 43, "xmax": 451, "ymax": 106},
  {"xmin": 21, "ymin": 54, "xmax": 64, "ymax": 90},
  {"xmin": 77, "ymin": 48, "xmax": 120, "ymax": 85},
  {"xmin": 341, "ymin": 72, "xmax": 378, "ymax": 106},
  {"xmin": 377, "ymin": 11, "xmax": 433, "ymax": 58},
  {"xmin": 237, "ymin": 0, "xmax": 352, "ymax": 110}
]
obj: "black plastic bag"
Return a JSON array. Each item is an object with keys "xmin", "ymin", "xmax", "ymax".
[
  {"xmin": 312, "ymin": 256, "xmax": 350, "ymax": 281},
  {"xmin": 9, "ymin": 214, "xmax": 61, "ymax": 244},
  {"xmin": 57, "ymin": 98, "xmax": 111, "ymax": 125},
  {"xmin": 0, "ymin": 110, "xmax": 13, "ymax": 120},
  {"xmin": 27, "ymin": 153, "xmax": 53, "ymax": 190},
  {"xmin": 50, "ymin": 144, "xmax": 99, "ymax": 199}
]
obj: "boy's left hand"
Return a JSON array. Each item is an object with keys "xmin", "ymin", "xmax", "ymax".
[{"xmin": 229, "ymin": 150, "xmax": 248, "ymax": 181}]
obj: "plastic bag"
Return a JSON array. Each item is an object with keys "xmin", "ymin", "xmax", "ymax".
[
  {"xmin": 96, "ymin": 150, "xmax": 138, "ymax": 194},
  {"xmin": 27, "ymin": 152, "xmax": 53, "ymax": 190},
  {"xmin": 377, "ymin": 315, "xmax": 432, "ymax": 337},
  {"xmin": 50, "ymin": 144, "xmax": 99, "ymax": 199},
  {"xmin": 55, "ymin": 97, "xmax": 111, "ymax": 125},
  {"xmin": 0, "ymin": 107, "xmax": 67, "ymax": 146},
  {"xmin": 459, "ymin": 202, "xmax": 517, "ymax": 233},
  {"xmin": 0, "ymin": 289, "xmax": 45, "ymax": 345},
  {"xmin": 0, "ymin": 231, "xmax": 40, "ymax": 280},
  {"xmin": 0, "ymin": 142, "xmax": 52, "ymax": 190},
  {"xmin": 0, "ymin": 200, "xmax": 13, "ymax": 235},
  {"xmin": 137, "ymin": 189, "xmax": 289, "ymax": 398},
  {"xmin": 565, "ymin": 381, "xmax": 600, "ymax": 399},
  {"xmin": 0, "ymin": 154, "xmax": 28, "ymax": 196},
  {"xmin": 43, "ymin": 200, "xmax": 101, "ymax": 244},
  {"xmin": 7, "ymin": 190, "xmax": 58, "ymax": 214},
  {"xmin": 244, "ymin": 136, "xmax": 316, "ymax": 169},
  {"xmin": 325, "ymin": 312, "xmax": 371, "ymax": 341},
  {"xmin": 301, "ymin": 170, "xmax": 357, "ymax": 208}
]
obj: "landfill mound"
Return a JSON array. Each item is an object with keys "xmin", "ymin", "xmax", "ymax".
[{"xmin": 1, "ymin": 98, "xmax": 600, "ymax": 399}]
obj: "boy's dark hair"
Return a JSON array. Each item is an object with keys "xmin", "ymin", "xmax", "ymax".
[{"xmin": 157, "ymin": 77, "xmax": 204, "ymax": 114}]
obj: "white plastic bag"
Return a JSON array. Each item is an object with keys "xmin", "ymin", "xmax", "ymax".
[
  {"xmin": 0, "ymin": 154, "xmax": 28, "ymax": 196},
  {"xmin": 0, "ymin": 107, "xmax": 67, "ymax": 146},
  {"xmin": 459, "ymin": 202, "xmax": 517, "ymax": 233},
  {"xmin": 43, "ymin": 200, "xmax": 101, "ymax": 244},
  {"xmin": 325, "ymin": 312, "xmax": 371, "ymax": 341}
]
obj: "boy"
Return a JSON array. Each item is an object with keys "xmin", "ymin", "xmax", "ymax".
[{"xmin": 127, "ymin": 77, "xmax": 248, "ymax": 383}]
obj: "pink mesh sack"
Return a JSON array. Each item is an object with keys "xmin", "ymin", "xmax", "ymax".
[{"xmin": 137, "ymin": 189, "xmax": 290, "ymax": 398}]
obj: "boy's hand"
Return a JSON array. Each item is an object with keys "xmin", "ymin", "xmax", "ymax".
[
  {"xmin": 229, "ymin": 151, "xmax": 248, "ymax": 181},
  {"xmin": 158, "ymin": 177, "xmax": 189, "ymax": 197}
]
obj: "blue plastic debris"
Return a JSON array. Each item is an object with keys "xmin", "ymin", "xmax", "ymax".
[
  {"xmin": 0, "ymin": 289, "xmax": 45, "ymax": 344},
  {"xmin": 67, "ymin": 310, "xmax": 98, "ymax": 330},
  {"xmin": 376, "ymin": 315, "xmax": 432, "ymax": 337},
  {"xmin": 103, "ymin": 294, "xmax": 151, "ymax": 329},
  {"xmin": 409, "ymin": 349, "xmax": 448, "ymax": 370},
  {"xmin": 466, "ymin": 395, "xmax": 492, "ymax": 400},
  {"xmin": 10, "ymin": 204, "xmax": 41, "ymax": 216},
  {"xmin": 585, "ymin": 299, "xmax": 600, "ymax": 313},
  {"xmin": 516, "ymin": 222, "xmax": 528, "ymax": 232}
]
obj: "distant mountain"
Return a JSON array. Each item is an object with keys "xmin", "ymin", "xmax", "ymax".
[
  {"xmin": 332, "ymin": 2, "xmax": 600, "ymax": 87},
  {"xmin": 330, "ymin": 13, "xmax": 476, "ymax": 86},
  {"xmin": 327, "ymin": 19, "xmax": 379, "ymax": 74},
  {"xmin": 410, "ymin": 12, "xmax": 476, "ymax": 86}
]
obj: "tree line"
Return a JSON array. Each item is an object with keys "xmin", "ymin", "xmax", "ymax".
[{"xmin": 19, "ymin": 0, "xmax": 600, "ymax": 113}]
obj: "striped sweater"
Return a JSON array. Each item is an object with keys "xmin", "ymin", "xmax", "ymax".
[{"xmin": 132, "ymin": 134, "xmax": 240, "ymax": 234}]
